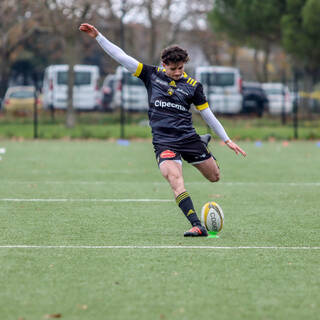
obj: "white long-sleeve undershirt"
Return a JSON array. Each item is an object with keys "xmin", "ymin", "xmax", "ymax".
[
  {"xmin": 95, "ymin": 33, "xmax": 139, "ymax": 73},
  {"xmin": 96, "ymin": 33, "xmax": 230, "ymax": 142},
  {"xmin": 199, "ymin": 107, "xmax": 230, "ymax": 142}
]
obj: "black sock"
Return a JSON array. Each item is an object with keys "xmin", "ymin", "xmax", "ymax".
[{"xmin": 176, "ymin": 191, "xmax": 201, "ymax": 226}]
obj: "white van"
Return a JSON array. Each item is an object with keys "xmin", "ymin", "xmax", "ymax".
[
  {"xmin": 42, "ymin": 64, "xmax": 101, "ymax": 110},
  {"xmin": 113, "ymin": 66, "xmax": 148, "ymax": 111},
  {"xmin": 195, "ymin": 66, "xmax": 243, "ymax": 114},
  {"xmin": 262, "ymin": 83, "xmax": 293, "ymax": 114}
]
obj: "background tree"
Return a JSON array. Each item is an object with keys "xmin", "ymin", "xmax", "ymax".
[
  {"xmin": 0, "ymin": 0, "xmax": 46, "ymax": 96},
  {"xmin": 282, "ymin": 0, "xmax": 320, "ymax": 86},
  {"xmin": 41, "ymin": 0, "xmax": 97, "ymax": 127},
  {"xmin": 209, "ymin": 0, "xmax": 287, "ymax": 81},
  {"xmin": 135, "ymin": 0, "xmax": 212, "ymax": 64}
]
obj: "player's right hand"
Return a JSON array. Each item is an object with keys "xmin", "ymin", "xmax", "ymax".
[
  {"xmin": 226, "ymin": 140, "xmax": 247, "ymax": 157},
  {"xmin": 79, "ymin": 23, "xmax": 99, "ymax": 38}
]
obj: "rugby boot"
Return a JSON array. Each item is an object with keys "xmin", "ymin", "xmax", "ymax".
[
  {"xmin": 184, "ymin": 225, "xmax": 208, "ymax": 237},
  {"xmin": 200, "ymin": 134, "xmax": 211, "ymax": 147}
]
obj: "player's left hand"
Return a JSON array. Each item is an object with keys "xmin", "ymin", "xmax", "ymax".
[
  {"xmin": 225, "ymin": 140, "xmax": 246, "ymax": 157},
  {"xmin": 79, "ymin": 23, "xmax": 99, "ymax": 38}
]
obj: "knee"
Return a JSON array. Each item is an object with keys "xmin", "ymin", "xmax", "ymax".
[{"xmin": 208, "ymin": 171, "xmax": 220, "ymax": 183}]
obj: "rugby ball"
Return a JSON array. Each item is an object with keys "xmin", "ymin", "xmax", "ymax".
[{"xmin": 201, "ymin": 201, "xmax": 224, "ymax": 232}]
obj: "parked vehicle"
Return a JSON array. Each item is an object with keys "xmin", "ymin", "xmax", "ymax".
[
  {"xmin": 42, "ymin": 64, "xmax": 101, "ymax": 110},
  {"xmin": 1, "ymin": 86, "xmax": 41, "ymax": 112},
  {"xmin": 195, "ymin": 66, "xmax": 243, "ymax": 114},
  {"xmin": 101, "ymin": 74, "xmax": 116, "ymax": 111},
  {"xmin": 113, "ymin": 66, "xmax": 148, "ymax": 111},
  {"xmin": 262, "ymin": 83, "xmax": 293, "ymax": 114},
  {"xmin": 242, "ymin": 82, "xmax": 269, "ymax": 117}
]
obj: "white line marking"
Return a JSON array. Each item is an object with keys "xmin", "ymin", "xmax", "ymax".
[
  {"xmin": 0, "ymin": 198, "xmax": 172, "ymax": 202},
  {"xmin": 0, "ymin": 245, "xmax": 319, "ymax": 250}
]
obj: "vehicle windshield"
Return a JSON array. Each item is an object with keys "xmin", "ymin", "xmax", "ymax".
[
  {"xmin": 57, "ymin": 71, "xmax": 92, "ymax": 85},
  {"xmin": 264, "ymin": 88, "xmax": 283, "ymax": 95},
  {"xmin": 9, "ymin": 90, "xmax": 34, "ymax": 98},
  {"xmin": 201, "ymin": 72, "xmax": 235, "ymax": 86}
]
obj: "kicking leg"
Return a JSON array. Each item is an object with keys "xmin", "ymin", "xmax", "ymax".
[{"xmin": 193, "ymin": 156, "xmax": 220, "ymax": 182}]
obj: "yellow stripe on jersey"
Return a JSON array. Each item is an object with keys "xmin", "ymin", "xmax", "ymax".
[
  {"xmin": 187, "ymin": 77, "xmax": 197, "ymax": 86},
  {"xmin": 157, "ymin": 67, "xmax": 166, "ymax": 73},
  {"xmin": 196, "ymin": 102, "xmax": 209, "ymax": 111},
  {"xmin": 133, "ymin": 62, "xmax": 143, "ymax": 77}
]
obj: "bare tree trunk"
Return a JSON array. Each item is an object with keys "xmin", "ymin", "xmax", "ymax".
[
  {"xmin": 146, "ymin": 0, "xmax": 157, "ymax": 64},
  {"xmin": 66, "ymin": 42, "xmax": 76, "ymax": 128},
  {"xmin": 253, "ymin": 49, "xmax": 262, "ymax": 82},
  {"xmin": 0, "ymin": 52, "xmax": 10, "ymax": 97},
  {"xmin": 262, "ymin": 44, "xmax": 270, "ymax": 82},
  {"xmin": 229, "ymin": 44, "xmax": 238, "ymax": 66}
]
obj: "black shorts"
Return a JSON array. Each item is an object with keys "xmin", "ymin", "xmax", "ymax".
[{"xmin": 154, "ymin": 135, "xmax": 216, "ymax": 166}]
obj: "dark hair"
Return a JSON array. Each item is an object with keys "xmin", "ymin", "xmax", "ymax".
[{"xmin": 161, "ymin": 45, "xmax": 189, "ymax": 65}]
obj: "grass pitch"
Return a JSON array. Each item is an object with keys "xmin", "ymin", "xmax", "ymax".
[{"xmin": 0, "ymin": 139, "xmax": 319, "ymax": 319}]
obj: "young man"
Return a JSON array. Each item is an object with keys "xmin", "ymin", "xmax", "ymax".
[{"xmin": 79, "ymin": 23, "xmax": 246, "ymax": 237}]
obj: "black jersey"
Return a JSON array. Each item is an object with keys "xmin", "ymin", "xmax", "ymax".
[{"xmin": 133, "ymin": 63, "xmax": 209, "ymax": 145}]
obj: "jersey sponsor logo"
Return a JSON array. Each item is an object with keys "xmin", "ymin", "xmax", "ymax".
[
  {"xmin": 176, "ymin": 88, "xmax": 189, "ymax": 96},
  {"xmin": 160, "ymin": 150, "xmax": 176, "ymax": 159},
  {"xmin": 154, "ymin": 99, "xmax": 187, "ymax": 111},
  {"xmin": 155, "ymin": 78, "xmax": 168, "ymax": 86}
]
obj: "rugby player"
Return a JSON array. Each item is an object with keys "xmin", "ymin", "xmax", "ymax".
[{"xmin": 79, "ymin": 23, "xmax": 246, "ymax": 237}]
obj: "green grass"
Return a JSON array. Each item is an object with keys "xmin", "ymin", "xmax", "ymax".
[
  {"xmin": 0, "ymin": 111, "xmax": 320, "ymax": 140},
  {"xmin": 0, "ymin": 140, "xmax": 319, "ymax": 319}
]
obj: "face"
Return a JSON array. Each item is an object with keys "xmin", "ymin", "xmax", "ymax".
[{"xmin": 162, "ymin": 61, "xmax": 185, "ymax": 80}]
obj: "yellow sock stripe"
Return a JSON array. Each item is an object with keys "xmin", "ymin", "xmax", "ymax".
[
  {"xmin": 176, "ymin": 194, "xmax": 189, "ymax": 204},
  {"xmin": 176, "ymin": 195, "xmax": 189, "ymax": 205},
  {"xmin": 176, "ymin": 191, "xmax": 188, "ymax": 201},
  {"xmin": 176, "ymin": 192, "xmax": 189, "ymax": 204}
]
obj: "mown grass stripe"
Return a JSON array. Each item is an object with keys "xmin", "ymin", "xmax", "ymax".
[
  {"xmin": 0, "ymin": 245, "xmax": 319, "ymax": 250},
  {"xmin": 0, "ymin": 198, "xmax": 172, "ymax": 202}
]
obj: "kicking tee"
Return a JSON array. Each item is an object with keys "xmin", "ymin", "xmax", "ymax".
[{"xmin": 133, "ymin": 63, "xmax": 209, "ymax": 145}]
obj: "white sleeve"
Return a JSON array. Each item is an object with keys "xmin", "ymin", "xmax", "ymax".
[
  {"xmin": 95, "ymin": 33, "xmax": 139, "ymax": 74},
  {"xmin": 199, "ymin": 107, "xmax": 230, "ymax": 142}
]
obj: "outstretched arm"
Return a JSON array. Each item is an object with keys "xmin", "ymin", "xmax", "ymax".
[
  {"xmin": 79, "ymin": 23, "xmax": 139, "ymax": 74},
  {"xmin": 200, "ymin": 107, "xmax": 247, "ymax": 157}
]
